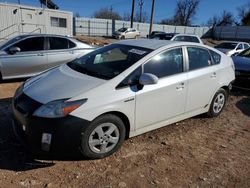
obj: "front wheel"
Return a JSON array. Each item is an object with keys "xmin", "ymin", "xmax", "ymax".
[
  {"xmin": 207, "ymin": 88, "xmax": 227, "ymax": 117},
  {"xmin": 80, "ymin": 114, "xmax": 125, "ymax": 159}
]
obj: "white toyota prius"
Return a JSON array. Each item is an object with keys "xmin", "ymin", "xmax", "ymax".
[{"xmin": 12, "ymin": 39, "xmax": 235, "ymax": 159}]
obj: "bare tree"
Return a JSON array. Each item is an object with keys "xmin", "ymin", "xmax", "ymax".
[
  {"xmin": 123, "ymin": 12, "xmax": 131, "ymax": 21},
  {"xmin": 93, "ymin": 8, "xmax": 121, "ymax": 20},
  {"xmin": 74, "ymin": 12, "xmax": 81, "ymax": 18},
  {"xmin": 207, "ymin": 10, "xmax": 235, "ymax": 26},
  {"xmin": 218, "ymin": 10, "xmax": 235, "ymax": 26},
  {"xmin": 237, "ymin": 3, "xmax": 250, "ymax": 25},
  {"xmin": 174, "ymin": 0, "xmax": 200, "ymax": 26},
  {"xmin": 207, "ymin": 15, "xmax": 220, "ymax": 27},
  {"xmin": 159, "ymin": 18, "xmax": 176, "ymax": 25},
  {"xmin": 159, "ymin": 0, "xmax": 199, "ymax": 26},
  {"xmin": 123, "ymin": 11, "xmax": 149, "ymax": 23},
  {"xmin": 134, "ymin": 11, "xmax": 149, "ymax": 22}
]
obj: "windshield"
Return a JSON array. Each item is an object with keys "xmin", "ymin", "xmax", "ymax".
[
  {"xmin": 118, "ymin": 28, "xmax": 127, "ymax": 32},
  {"xmin": 67, "ymin": 44, "xmax": 152, "ymax": 80},
  {"xmin": 0, "ymin": 35, "xmax": 27, "ymax": 50},
  {"xmin": 238, "ymin": 48, "xmax": 250, "ymax": 58},
  {"xmin": 215, "ymin": 42, "xmax": 237, "ymax": 49}
]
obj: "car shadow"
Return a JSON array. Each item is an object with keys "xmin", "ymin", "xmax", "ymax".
[
  {"xmin": 235, "ymin": 96, "xmax": 250, "ymax": 117},
  {"xmin": 231, "ymin": 87, "xmax": 250, "ymax": 97},
  {"xmin": 0, "ymin": 78, "xmax": 26, "ymax": 84},
  {"xmin": 0, "ymin": 97, "xmax": 55, "ymax": 171}
]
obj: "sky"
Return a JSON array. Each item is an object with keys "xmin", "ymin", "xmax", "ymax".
[{"xmin": 1, "ymin": 0, "xmax": 249, "ymax": 25}]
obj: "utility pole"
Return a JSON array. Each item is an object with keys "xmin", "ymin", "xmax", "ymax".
[
  {"xmin": 18, "ymin": 0, "xmax": 20, "ymax": 4},
  {"xmin": 149, "ymin": 0, "xmax": 155, "ymax": 35},
  {"xmin": 110, "ymin": 5, "xmax": 113, "ymax": 13},
  {"xmin": 130, "ymin": 0, "xmax": 135, "ymax": 28},
  {"xmin": 138, "ymin": 0, "xmax": 144, "ymax": 22}
]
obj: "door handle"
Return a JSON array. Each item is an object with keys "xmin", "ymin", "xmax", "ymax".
[
  {"xmin": 211, "ymin": 72, "xmax": 216, "ymax": 78},
  {"xmin": 69, "ymin": 51, "xmax": 74, "ymax": 54},
  {"xmin": 37, "ymin": 53, "xmax": 44, "ymax": 56},
  {"xmin": 176, "ymin": 82, "xmax": 185, "ymax": 90}
]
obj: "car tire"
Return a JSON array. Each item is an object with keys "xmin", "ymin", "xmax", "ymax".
[
  {"xmin": 207, "ymin": 88, "xmax": 227, "ymax": 117},
  {"xmin": 121, "ymin": 36, "xmax": 125, "ymax": 40},
  {"xmin": 0, "ymin": 72, "xmax": 2, "ymax": 83},
  {"xmin": 80, "ymin": 114, "xmax": 126, "ymax": 159}
]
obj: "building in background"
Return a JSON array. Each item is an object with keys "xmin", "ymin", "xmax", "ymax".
[{"xmin": 0, "ymin": 2, "xmax": 72, "ymax": 41}]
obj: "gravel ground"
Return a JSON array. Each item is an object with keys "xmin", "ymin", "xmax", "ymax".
[
  {"xmin": 0, "ymin": 81, "xmax": 249, "ymax": 187},
  {"xmin": 0, "ymin": 37, "xmax": 250, "ymax": 187}
]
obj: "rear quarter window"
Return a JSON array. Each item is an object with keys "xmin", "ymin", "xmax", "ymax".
[
  {"xmin": 190, "ymin": 36, "xmax": 200, "ymax": 43},
  {"xmin": 209, "ymin": 50, "xmax": 221, "ymax": 65}
]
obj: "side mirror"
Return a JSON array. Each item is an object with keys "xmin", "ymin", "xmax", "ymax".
[
  {"xmin": 9, "ymin": 47, "xmax": 21, "ymax": 54},
  {"xmin": 139, "ymin": 73, "xmax": 158, "ymax": 85}
]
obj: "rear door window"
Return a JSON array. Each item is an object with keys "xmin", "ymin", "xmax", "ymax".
[
  {"xmin": 187, "ymin": 47, "xmax": 212, "ymax": 71},
  {"xmin": 189, "ymin": 36, "xmax": 200, "ymax": 43},
  {"xmin": 49, "ymin": 37, "xmax": 69, "ymax": 50}
]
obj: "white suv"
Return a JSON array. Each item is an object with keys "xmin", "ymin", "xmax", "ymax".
[{"xmin": 12, "ymin": 39, "xmax": 235, "ymax": 159}]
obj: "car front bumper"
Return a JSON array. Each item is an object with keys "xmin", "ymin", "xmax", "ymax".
[{"xmin": 12, "ymin": 92, "xmax": 90, "ymax": 157}]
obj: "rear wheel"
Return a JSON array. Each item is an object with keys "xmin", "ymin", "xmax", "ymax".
[
  {"xmin": 207, "ymin": 88, "xmax": 227, "ymax": 117},
  {"xmin": 80, "ymin": 114, "xmax": 125, "ymax": 159},
  {"xmin": 0, "ymin": 71, "xmax": 2, "ymax": 83}
]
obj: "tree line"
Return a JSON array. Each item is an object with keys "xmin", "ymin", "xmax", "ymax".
[{"xmin": 75, "ymin": 0, "xmax": 250, "ymax": 27}]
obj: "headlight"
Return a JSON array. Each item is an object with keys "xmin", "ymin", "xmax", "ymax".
[
  {"xmin": 15, "ymin": 83, "xmax": 24, "ymax": 97},
  {"xmin": 33, "ymin": 98, "xmax": 87, "ymax": 118}
]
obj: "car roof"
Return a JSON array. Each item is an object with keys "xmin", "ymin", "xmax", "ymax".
[
  {"xmin": 13, "ymin": 34, "xmax": 72, "ymax": 38},
  {"xmin": 221, "ymin": 41, "xmax": 248, "ymax": 44},
  {"xmin": 174, "ymin": 33, "xmax": 200, "ymax": 37},
  {"xmin": 116, "ymin": 39, "xmax": 204, "ymax": 50}
]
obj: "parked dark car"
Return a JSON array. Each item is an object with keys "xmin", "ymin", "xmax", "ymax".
[
  {"xmin": 147, "ymin": 31, "xmax": 166, "ymax": 38},
  {"xmin": 150, "ymin": 33, "xmax": 203, "ymax": 44},
  {"xmin": 149, "ymin": 32, "xmax": 176, "ymax": 40},
  {"xmin": 232, "ymin": 47, "xmax": 250, "ymax": 84}
]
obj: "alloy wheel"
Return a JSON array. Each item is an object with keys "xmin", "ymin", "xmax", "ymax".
[{"xmin": 88, "ymin": 123, "xmax": 120, "ymax": 154}]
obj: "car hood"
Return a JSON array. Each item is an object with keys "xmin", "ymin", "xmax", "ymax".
[
  {"xmin": 0, "ymin": 50, "xmax": 7, "ymax": 55},
  {"xmin": 232, "ymin": 56, "xmax": 250, "ymax": 71},
  {"xmin": 23, "ymin": 64, "xmax": 106, "ymax": 104},
  {"xmin": 215, "ymin": 48, "xmax": 230, "ymax": 54}
]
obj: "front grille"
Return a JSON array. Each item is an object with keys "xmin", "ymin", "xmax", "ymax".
[{"xmin": 14, "ymin": 93, "xmax": 42, "ymax": 116}]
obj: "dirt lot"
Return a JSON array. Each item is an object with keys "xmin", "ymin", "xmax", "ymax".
[
  {"xmin": 0, "ymin": 82, "xmax": 249, "ymax": 188},
  {"xmin": 0, "ymin": 37, "xmax": 250, "ymax": 187}
]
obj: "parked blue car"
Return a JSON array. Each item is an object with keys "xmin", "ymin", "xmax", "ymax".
[{"xmin": 232, "ymin": 47, "xmax": 250, "ymax": 84}]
